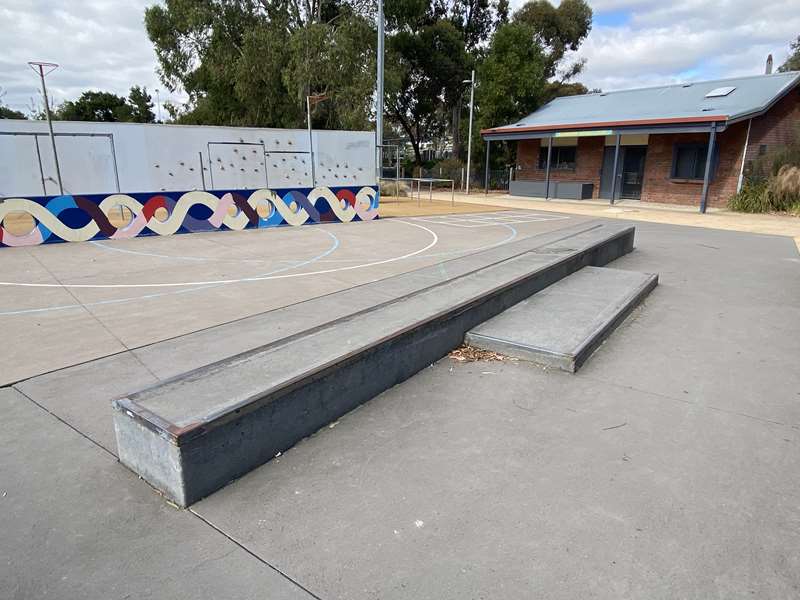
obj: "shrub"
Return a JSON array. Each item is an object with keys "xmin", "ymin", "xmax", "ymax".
[
  {"xmin": 771, "ymin": 124, "xmax": 800, "ymax": 176},
  {"xmin": 730, "ymin": 124, "xmax": 800, "ymax": 214},
  {"xmin": 379, "ymin": 179, "xmax": 410, "ymax": 197},
  {"xmin": 769, "ymin": 164, "xmax": 800, "ymax": 211},
  {"xmin": 728, "ymin": 180, "xmax": 772, "ymax": 213},
  {"xmin": 728, "ymin": 166, "xmax": 800, "ymax": 214}
]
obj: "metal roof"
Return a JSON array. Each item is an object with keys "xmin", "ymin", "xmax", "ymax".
[{"xmin": 483, "ymin": 71, "xmax": 800, "ymax": 138}]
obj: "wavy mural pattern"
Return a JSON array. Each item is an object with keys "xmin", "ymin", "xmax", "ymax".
[{"xmin": 0, "ymin": 186, "xmax": 378, "ymax": 247}]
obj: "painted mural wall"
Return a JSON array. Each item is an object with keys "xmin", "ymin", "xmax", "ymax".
[
  {"xmin": 0, "ymin": 187, "xmax": 378, "ymax": 247},
  {"xmin": 0, "ymin": 120, "xmax": 377, "ymax": 247}
]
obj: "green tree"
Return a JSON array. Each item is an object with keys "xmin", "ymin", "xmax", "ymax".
[
  {"xmin": 470, "ymin": 0, "xmax": 592, "ymax": 170},
  {"xmin": 55, "ymin": 87, "xmax": 156, "ymax": 122},
  {"xmin": 56, "ymin": 91, "xmax": 131, "ymax": 121},
  {"xmin": 386, "ymin": 20, "xmax": 471, "ymax": 164},
  {"xmin": 778, "ymin": 35, "xmax": 800, "ymax": 72},
  {"xmin": 471, "ymin": 21, "xmax": 547, "ymax": 170},
  {"xmin": 476, "ymin": 22, "xmax": 547, "ymax": 133},
  {"xmin": 127, "ymin": 86, "xmax": 156, "ymax": 123},
  {"xmin": 513, "ymin": 0, "xmax": 592, "ymax": 98},
  {"xmin": 0, "ymin": 87, "xmax": 26, "ymax": 119},
  {"xmin": 144, "ymin": 0, "xmax": 375, "ymax": 129},
  {"xmin": 0, "ymin": 105, "xmax": 27, "ymax": 119},
  {"xmin": 385, "ymin": 0, "xmax": 509, "ymax": 164}
]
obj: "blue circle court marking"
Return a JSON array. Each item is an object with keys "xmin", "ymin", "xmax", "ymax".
[
  {"xmin": 0, "ymin": 220, "xmax": 443, "ymax": 317},
  {"xmin": 0, "ymin": 219, "xmax": 526, "ymax": 316}
]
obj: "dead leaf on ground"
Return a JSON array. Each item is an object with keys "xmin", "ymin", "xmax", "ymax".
[{"xmin": 448, "ymin": 344, "xmax": 511, "ymax": 362}]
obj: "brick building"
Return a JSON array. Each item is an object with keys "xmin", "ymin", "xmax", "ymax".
[{"xmin": 481, "ymin": 72, "xmax": 800, "ymax": 212}]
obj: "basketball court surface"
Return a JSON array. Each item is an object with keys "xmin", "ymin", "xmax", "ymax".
[{"xmin": 0, "ymin": 210, "xmax": 584, "ymax": 385}]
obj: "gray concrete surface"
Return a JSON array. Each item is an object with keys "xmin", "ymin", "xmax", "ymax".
[
  {"xmin": 0, "ymin": 211, "xmax": 582, "ymax": 384},
  {"xmin": 0, "ymin": 388, "xmax": 314, "ymax": 600},
  {"xmin": 2, "ymin": 216, "xmax": 799, "ymax": 599},
  {"xmin": 113, "ymin": 223, "xmax": 633, "ymax": 505},
  {"xmin": 466, "ymin": 266, "xmax": 658, "ymax": 371},
  {"xmin": 13, "ymin": 216, "xmax": 593, "ymax": 455},
  {"xmin": 190, "ymin": 222, "xmax": 800, "ymax": 599}
]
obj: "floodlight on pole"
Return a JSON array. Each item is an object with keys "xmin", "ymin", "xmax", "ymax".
[
  {"xmin": 463, "ymin": 69, "xmax": 475, "ymax": 195},
  {"xmin": 28, "ymin": 61, "xmax": 63, "ymax": 195},
  {"xmin": 376, "ymin": 0, "xmax": 385, "ymax": 180}
]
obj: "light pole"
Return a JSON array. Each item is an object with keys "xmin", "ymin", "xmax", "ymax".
[
  {"xmin": 28, "ymin": 61, "xmax": 63, "ymax": 195},
  {"xmin": 463, "ymin": 69, "xmax": 475, "ymax": 195},
  {"xmin": 155, "ymin": 88, "xmax": 162, "ymax": 122},
  {"xmin": 376, "ymin": 0, "xmax": 385, "ymax": 180}
]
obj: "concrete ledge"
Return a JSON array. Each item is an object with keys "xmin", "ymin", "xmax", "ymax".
[
  {"xmin": 510, "ymin": 180, "xmax": 594, "ymax": 200},
  {"xmin": 466, "ymin": 266, "xmax": 658, "ymax": 372},
  {"xmin": 113, "ymin": 223, "xmax": 635, "ymax": 506}
]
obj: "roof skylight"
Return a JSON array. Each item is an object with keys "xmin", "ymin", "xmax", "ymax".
[{"xmin": 705, "ymin": 86, "xmax": 736, "ymax": 98}]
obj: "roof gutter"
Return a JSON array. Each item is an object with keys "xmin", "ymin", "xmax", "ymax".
[{"xmin": 482, "ymin": 115, "xmax": 728, "ymax": 139}]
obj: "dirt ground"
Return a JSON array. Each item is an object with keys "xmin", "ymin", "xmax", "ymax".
[{"xmin": 377, "ymin": 196, "xmax": 503, "ymax": 217}]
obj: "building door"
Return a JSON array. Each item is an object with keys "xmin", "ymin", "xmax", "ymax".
[
  {"xmin": 620, "ymin": 146, "xmax": 647, "ymax": 199},
  {"xmin": 599, "ymin": 145, "xmax": 647, "ymax": 200}
]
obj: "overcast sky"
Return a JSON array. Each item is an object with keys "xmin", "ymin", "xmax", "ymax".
[{"xmin": 1, "ymin": 0, "xmax": 799, "ymax": 115}]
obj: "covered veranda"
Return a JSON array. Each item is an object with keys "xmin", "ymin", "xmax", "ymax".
[{"xmin": 481, "ymin": 117, "xmax": 727, "ymax": 214}]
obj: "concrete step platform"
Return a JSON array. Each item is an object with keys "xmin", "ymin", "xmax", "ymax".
[
  {"xmin": 113, "ymin": 223, "xmax": 635, "ymax": 506},
  {"xmin": 466, "ymin": 266, "xmax": 658, "ymax": 372}
]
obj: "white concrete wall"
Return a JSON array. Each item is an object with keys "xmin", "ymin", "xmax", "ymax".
[{"xmin": 0, "ymin": 120, "xmax": 376, "ymax": 197}]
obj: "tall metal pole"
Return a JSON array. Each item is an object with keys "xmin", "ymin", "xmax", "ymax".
[
  {"xmin": 609, "ymin": 132, "xmax": 621, "ymax": 205},
  {"xmin": 29, "ymin": 61, "xmax": 63, "ymax": 195},
  {"xmin": 464, "ymin": 69, "xmax": 475, "ymax": 195},
  {"xmin": 544, "ymin": 137, "xmax": 552, "ymax": 200},
  {"xmin": 307, "ymin": 95, "xmax": 315, "ymax": 187},
  {"xmin": 484, "ymin": 139, "xmax": 491, "ymax": 195},
  {"xmin": 376, "ymin": 0, "xmax": 385, "ymax": 180},
  {"xmin": 699, "ymin": 123, "xmax": 717, "ymax": 214}
]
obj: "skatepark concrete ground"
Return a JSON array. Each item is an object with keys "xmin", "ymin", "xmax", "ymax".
[
  {"xmin": 0, "ymin": 209, "xmax": 578, "ymax": 385},
  {"xmin": 2, "ymin": 210, "xmax": 799, "ymax": 599}
]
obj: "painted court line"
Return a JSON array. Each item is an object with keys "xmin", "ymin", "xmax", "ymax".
[
  {"xmin": 0, "ymin": 220, "xmax": 439, "ymax": 290},
  {"xmin": 0, "ymin": 229, "xmax": 342, "ymax": 316},
  {"xmin": 411, "ymin": 211, "xmax": 569, "ymax": 228},
  {"xmin": 314, "ymin": 222, "xmax": 519, "ymax": 263}
]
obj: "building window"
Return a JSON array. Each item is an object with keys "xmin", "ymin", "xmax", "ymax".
[
  {"xmin": 671, "ymin": 143, "xmax": 715, "ymax": 180},
  {"xmin": 759, "ymin": 144, "xmax": 768, "ymax": 156},
  {"xmin": 538, "ymin": 146, "xmax": 577, "ymax": 170}
]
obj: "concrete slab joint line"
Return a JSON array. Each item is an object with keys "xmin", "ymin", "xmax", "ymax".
[
  {"xmin": 112, "ymin": 222, "xmax": 636, "ymax": 506},
  {"xmin": 466, "ymin": 266, "xmax": 659, "ymax": 372}
]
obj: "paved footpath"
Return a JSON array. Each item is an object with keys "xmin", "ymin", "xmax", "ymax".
[{"xmin": 432, "ymin": 191, "xmax": 800, "ymax": 250}]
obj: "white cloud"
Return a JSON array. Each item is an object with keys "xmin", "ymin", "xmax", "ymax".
[
  {"xmin": 575, "ymin": 0, "xmax": 800, "ymax": 92},
  {"xmin": 0, "ymin": 0, "xmax": 798, "ymax": 116},
  {"xmin": 0, "ymin": 0, "xmax": 181, "ymax": 115}
]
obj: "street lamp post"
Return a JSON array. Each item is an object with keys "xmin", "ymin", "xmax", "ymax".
[
  {"xmin": 28, "ymin": 61, "xmax": 63, "ymax": 195},
  {"xmin": 155, "ymin": 88, "xmax": 162, "ymax": 122},
  {"xmin": 463, "ymin": 69, "xmax": 475, "ymax": 195},
  {"xmin": 376, "ymin": 0, "xmax": 385, "ymax": 180}
]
